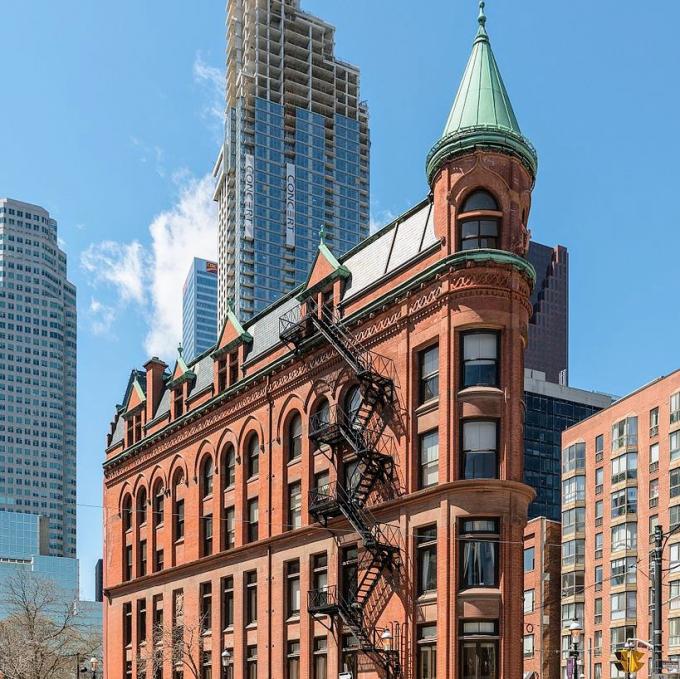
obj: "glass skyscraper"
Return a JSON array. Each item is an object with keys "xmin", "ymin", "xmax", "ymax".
[
  {"xmin": 182, "ymin": 257, "xmax": 218, "ymax": 362},
  {"xmin": 214, "ymin": 0, "xmax": 369, "ymax": 323},
  {"xmin": 524, "ymin": 369, "xmax": 613, "ymax": 520},
  {"xmin": 0, "ymin": 198, "xmax": 76, "ymax": 558}
]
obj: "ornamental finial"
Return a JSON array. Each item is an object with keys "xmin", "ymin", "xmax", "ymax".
[
  {"xmin": 478, "ymin": 1, "xmax": 487, "ymax": 27},
  {"xmin": 177, "ymin": 342, "xmax": 183, "ymax": 357},
  {"xmin": 319, "ymin": 224, "xmax": 325, "ymax": 244}
]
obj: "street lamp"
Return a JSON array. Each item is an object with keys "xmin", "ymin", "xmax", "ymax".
[
  {"xmin": 381, "ymin": 627, "xmax": 393, "ymax": 651},
  {"xmin": 569, "ymin": 619, "xmax": 582, "ymax": 679},
  {"xmin": 89, "ymin": 658, "xmax": 99, "ymax": 678},
  {"xmin": 221, "ymin": 648, "xmax": 232, "ymax": 679}
]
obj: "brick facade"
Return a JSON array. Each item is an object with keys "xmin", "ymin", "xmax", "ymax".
[
  {"xmin": 103, "ymin": 143, "xmax": 538, "ymax": 678},
  {"xmin": 523, "ymin": 517, "xmax": 561, "ymax": 679},
  {"xmin": 561, "ymin": 369, "xmax": 680, "ymax": 679}
]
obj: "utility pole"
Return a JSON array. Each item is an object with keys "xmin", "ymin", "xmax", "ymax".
[{"xmin": 653, "ymin": 524, "xmax": 663, "ymax": 676}]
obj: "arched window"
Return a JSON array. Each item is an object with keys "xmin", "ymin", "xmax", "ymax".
[
  {"xmin": 344, "ymin": 385, "xmax": 363, "ymax": 427},
  {"xmin": 459, "ymin": 189, "xmax": 500, "ymax": 251},
  {"xmin": 137, "ymin": 487, "xmax": 147, "ymax": 526},
  {"xmin": 201, "ymin": 456, "xmax": 214, "ymax": 498},
  {"xmin": 287, "ymin": 413, "xmax": 302, "ymax": 462},
  {"xmin": 222, "ymin": 445, "xmax": 236, "ymax": 489},
  {"xmin": 122, "ymin": 495, "xmax": 132, "ymax": 532},
  {"xmin": 246, "ymin": 434, "xmax": 259, "ymax": 479},
  {"xmin": 153, "ymin": 482, "xmax": 164, "ymax": 528}
]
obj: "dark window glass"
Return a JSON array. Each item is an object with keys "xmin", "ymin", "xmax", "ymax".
[
  {"xmin": 247, "ymin": 436, "xmax": 259, "ymax": 478},
  {"xmin": 200, "ymin": 582, "xmax": 212, "ymax": 633},
  {"xmin": 419, "ymin": 345, "xmax": 439, "ymax": 403},
  {"xmin": 247, "ymin": 499, "xmax": 259, "ymax": 542},
  {"xmin": 341, "ymin": 635, "xmax": 359, "ymax": 677},
  {"xmin": 460, "ymin": 620, "xmax": 498, "ymax": 679},
  {"xmin": 153, "ymin": 488, "xmax": 164, "ymax": 527},
  {"xmin": 462, "ymin": 190, "xmax": 498, "ymax": 212},
  {"xmin": 123, "ymin": 602, "xmax": 132, "ymax": 646},
  {"xmin": 286, "ymin": 561, "xmax": 301, "ymax": 617},
  {"xmin": 222, "ymin": 576, "xmax": 234, "ymax": 628},
  {"xmin": 417, "ymin": 624, "xmax": 437, "ymax": 679},
  {"xmin": 137, "ymin": 598, "xmax": 147, "ymax": 644},
  {"xmin": 462, "ymin": 332, "xmax": 499, "ymax": 388},
  {"xmin": 462, "ymin": 420, "xmax": 498, "ymax": 479},
  {"xmin": 175, "ymin": 499, "xmax": 185, "ymax": 540},
  {"xmin": 139, "ymin": 540, "xmax": 147, "ymax": 577},
  {"xmin": 419, "ymin": 430, "xmax": 439, "ymax": 488},
  {"xmin": 124, "ymin": 545, "xmax": 133, "ymax": 582},
  {"xmin": 245, "ymin": 571, "xmax": 257, "ymax": 625},
  {"xmin": 313, "ymin": 637, "xmax": 327, "ymax": 679},
  {"xmin": 344, "ymin": 386, "xmax": 363, "ymax": 427},
  {"xmin": 224, "ymin": 446, "xmax": 236, "ymax": 487},
  {"xmin": 288, "ymin": 413, "xmax": 302, "ymax": 461},
  {"xmin": 417, "ymin": 526, "xmax": 437, "ymax": 595},
  {"xmin": 137, "ymin": 488, "xmax": 147, "ymax": 525},
  {"xmin": 341, "ymin": 545, "xmax": 359, "ymax": 601},
  {"xmin": 288, "ymin": 482, "xmax": 302, "ymax": 530},
  {"xmin": 225, "ymin": 506, "xmax": 235, "ymax": 550},
  {"xmin": 460, "ymin": 519, "xmax": 499, "ymax": 589},
  {"xmin": 460, "ymin": 219, "xmax": 499, "ymax": 250},
  {"xmin": 202, "ymin": 515, "xmax": 213, "ymax": 556},
  {"xmin": 202, "ymin": 457, "xmax": 214, "ymax": 497},
  {"xmin": 122, "ymin": 495, "xmax": 132, "ymax": 532},
  {"xmin": 155, "ymin": 548, "xmax": 164, "ymax": 572},
  {"xmin": 245, "ymin": 645, "xmax": 257, "ymax": 679},
  {"xmin": 286, "ymin": 641, "xmax": 300, "ymax": 679}
]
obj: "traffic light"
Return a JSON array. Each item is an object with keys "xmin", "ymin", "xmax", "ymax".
[{"xmin": 614, "ymin": 649, "xmax": 645, "ymax": 673}]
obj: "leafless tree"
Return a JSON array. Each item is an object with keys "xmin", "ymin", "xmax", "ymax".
[
  {"xmin": 137, "ymin": 608, "xmax": 209, "ymax": 679},
  {"xmin": 0, "ymin": 571, "xmax": 100, "ymax": 679}
]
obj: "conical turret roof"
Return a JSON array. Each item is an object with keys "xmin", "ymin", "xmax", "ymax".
[{"xmin": 426, "ymin": 2, "xmax": 537, "ymax": 183}]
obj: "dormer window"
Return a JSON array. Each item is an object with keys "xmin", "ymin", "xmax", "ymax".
[
  {"xmin": 217, "ymin": 357, "xmax": 228, "ymax": 392},
  {"xmin": 173, "ymin": 388, "xmax": 184, "ymax": 418},
  {"xmin": 458, "ymin": 190, "xmax": 500, "ymax": 251},
  {"xmin": 125, "ymin": 410, "xmax": 143, "ymax": 447},
  {"xmin": 228, "ymin": 351, "xmax": 238, "ymax": 386}
]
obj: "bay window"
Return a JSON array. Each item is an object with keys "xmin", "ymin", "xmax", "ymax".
[
  {"xmin": 460, "ymin": 519, "xmax": 499, "ymax": 589},
  {"xmin": 461, "ymin": 332, "xmax": 499, "ymax": 388},
  {"xmin": 461, "ymin": 420, "xmax": 498, "ymax": 479}
]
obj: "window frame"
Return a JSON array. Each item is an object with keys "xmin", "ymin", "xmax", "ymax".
[
  {"xmin": 461, "ymin": 418, "xmax": 499, "ymax": 480},
  {"xmin": 460, "ymin": 330, "xmax": 500, "ymax": 389}
]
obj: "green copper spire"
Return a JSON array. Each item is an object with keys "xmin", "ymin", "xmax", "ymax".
[{"xmin": 426, "ymin": 2, "xmax": 537, "ymax": 183}]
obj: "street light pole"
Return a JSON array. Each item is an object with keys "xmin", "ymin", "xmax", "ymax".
[
  {"xmin": 569, "ymin": 619, "xmax": 582, "ymax": 679},
  {"xmin": 653, "ymin": 524, "xmax": 663, "ymax": 677}
]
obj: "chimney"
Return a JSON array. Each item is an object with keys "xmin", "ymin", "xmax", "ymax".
[{"xmin": 144, "ymin": 357, "xmax": 168, "ymax": 422}]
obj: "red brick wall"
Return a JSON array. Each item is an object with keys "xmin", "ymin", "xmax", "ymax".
[{"xmin": 103, "ymin": 151, "xmax": 535, "ymax": 679}]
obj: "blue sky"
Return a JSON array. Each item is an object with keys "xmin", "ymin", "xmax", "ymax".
[{"xmin": 0, "ymin": 1, "xmax": 678, "ymax": 598}]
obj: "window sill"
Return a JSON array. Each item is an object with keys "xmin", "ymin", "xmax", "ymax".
[
  {"xmin": 286, "ymin": 614, "xmax": 301, "ymax": 623},
  {"xmin": 415, "ymin": 399, "xmax": 439, "ymax": 416},
  {"xmin": 202, "ymin": 493, "xmax": 214, "ymax": 502},
  {"xmin": 223, "ymin": 626, "xmax": 234, "ymax": 634},
  {"xmin": 247, "ymin": 475, "xmax": 259, "ymax": 483},
  {"xmin": 245, "ymin": 623, "xmax": 257, "ymax": 630},
  {"xmin": 457, "ymin": 385, "xmax": 503, "ymax": 398},
  {"xmin": 287, "ymin": 457, "xmax": 301, "ymax": 468},
  {"xmin": 417, "ymin": 592, "xmax": 437, "ymax": 604},
  {"xmin": 175, "ymin": 538, "xmax": 185, "ymax": 545}
]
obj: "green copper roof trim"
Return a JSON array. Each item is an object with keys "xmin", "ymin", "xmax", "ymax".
[
  {"xmin": 427, "ymin": 126, "xmax": 537, "ymax": 182},
  {"xmin": 427, "ymin": 2, "xmax": 537, "ymax": 182},
  {"xmin": 211, "ymin": 306, "xmax": 253, "ymax": 359},
  {"xmin": 105, "ymin": 248, "xmax": 533, "ymax": 468}
]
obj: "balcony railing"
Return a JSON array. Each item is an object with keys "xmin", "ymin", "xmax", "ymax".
[{"xmin": 308, "ymin": 585, "xmax": 338, "ymax": 614}]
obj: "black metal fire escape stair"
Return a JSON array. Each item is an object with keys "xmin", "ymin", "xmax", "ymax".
[{"xmin": 280, "ymin": 300, "xmax": 402, "ymax": 677}]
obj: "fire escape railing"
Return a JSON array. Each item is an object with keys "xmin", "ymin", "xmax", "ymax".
[{"xmin": 281, "ymin": 298, "xmax": 402, "ymax": 678}]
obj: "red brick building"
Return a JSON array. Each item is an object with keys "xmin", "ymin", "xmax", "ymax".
[
  {"xmin": 522, "ymin": 518, "xmax": 561, "ymax": 679},
  {"xmin": 560, "ymin": 369, "xmax": 680, "ymax": 679},
  {"xmin": 103, "ymin": 7, "xmax": 540, "ymax": 679}
]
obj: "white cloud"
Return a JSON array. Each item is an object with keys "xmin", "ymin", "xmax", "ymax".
[
  {"xmin": 130, "ymin": 136, "xmax": 166, "ymax": 178},
  {"xmin": 88, "ymin": 298, "xmax": 117, "ymax": 336},
  {"xmin": 370, "ymin": 208, "xmax": 397, "ymax": 234},
  {"xmin": 80, "ymin": 174, "xmax": 217, "ymax": 360},
  {"xmin": 144, "ymin": 174, "xmax": 217, "ymax": 357},
  {"xmin": 193, "ymin": 52, "xmax": 224, "ymax": 134},
  {"xmin": 81, "ymin": 240, "xmax": 146, "ymax": 304}
]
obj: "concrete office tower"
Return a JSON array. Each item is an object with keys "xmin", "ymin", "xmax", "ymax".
[
  {"xmin": 0, "ymin": 198, "xmax": 76, "ymax": 558},
  {"xmin": 214, "ymin": 0, "xmax": 370, "ymax": 324},
  {"xmin": 182, "ymin": 258, "xmax": 218, "ymax": 362},
  {"xmin": 525, "ymin": 241, "xmax": 569, "ymax": 384}
]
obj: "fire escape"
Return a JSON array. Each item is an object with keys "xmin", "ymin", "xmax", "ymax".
[{"xmin": 280, "ymin": 298, "xmax": 402, "ymax": 678}]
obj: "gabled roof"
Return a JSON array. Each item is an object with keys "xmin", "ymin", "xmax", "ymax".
[
  {"xmin": 167, "ymin": 347, "xmax": 195, "ymax": 389},
  {"xmin": 299, "ymin": 238, "xmax": 350, "ymax": 299},
  {"xmin": 426, "ymin": 1, "xmax": 537, "ymax": 182},
  {"xmin": 213, "ymin": 304, "xmax": 253, "ymax": 357},
  {"xmin": 109, "ymin": 198, "xmax": 439, "ymax": 449},
  {"xmin": 121, "ymin": 370, "xmax": 146, "ymax": 414}
]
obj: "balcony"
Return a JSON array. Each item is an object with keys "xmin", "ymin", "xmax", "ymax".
[
  {"xmin": 308, "ymin": 481, "xmax": 342, "ymax": 522},
  {"xmin": 308, "ymin": 585, "xmax": 338, "ymax": 616}
]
